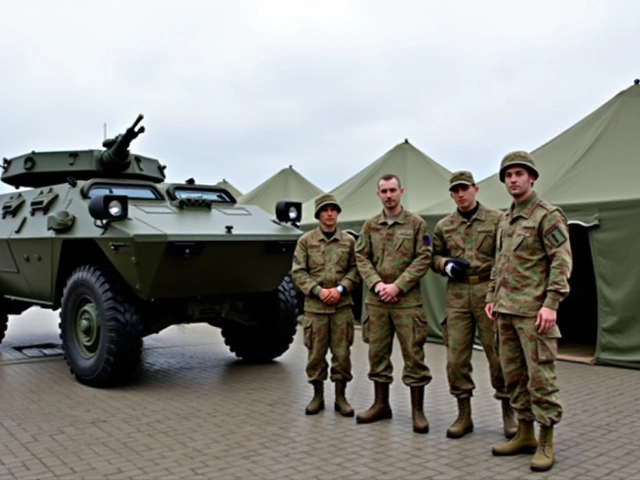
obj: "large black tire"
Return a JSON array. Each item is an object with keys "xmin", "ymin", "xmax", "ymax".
[
  {"xmin": 59, "ymin": 265, "xmax": 143, "ymax": 387},
  {"xmin": 221, "ymin": 275, "xmax": 299, "ymax": 362}
]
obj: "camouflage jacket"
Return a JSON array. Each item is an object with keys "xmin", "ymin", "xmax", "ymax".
[
  {"xmin": 432, "ymin": 203, "xmax": 502, "ymax": 278},
  {"xmin": 291, "ymin": 227, "xmax": 361, "ymax": 314},
  {"xmin": 486, "ymin": 191, "xmax": 572, "ymax": 316},
  {"xmin": 355, "ymin": 208, "xmax": 432, "ymax": 308}
]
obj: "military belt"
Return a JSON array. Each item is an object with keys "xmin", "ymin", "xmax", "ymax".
[{"xmin": 457, "ymin": 273, "xmax": 491, "ymax": 285}]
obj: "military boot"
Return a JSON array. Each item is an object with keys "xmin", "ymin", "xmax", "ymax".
[
  {"xmin": 305, "ymin": 381, "xmax": 324, "ymax": 415},
  {"xmin": 446, "ymin": 397, "xmax": 473, "ymax": 438},
  {"xmin": 334, "ymin": 380, "xmax": 354, "ymax": 417},
  {"xmin": 492, "ymin": 420, "xmax": 538, "ymax": 456},
  {"xmin": 502, "ymin": 399, "xmax": 517, "ymax": 439},
  {"xmin": 530, "ymin": 425, "xmax": 554, "ymax": 472},
  {"xmin": 356, "ymin": 382, "xmax": 392, "ymax": 423},
  {"xmin": 410, "ymin": 386, "xmax": 429, "ymax": 434}
]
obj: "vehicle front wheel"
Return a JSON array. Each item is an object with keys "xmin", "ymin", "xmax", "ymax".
[
  {"xmin": 221, "ymin": 275, "xmax": 299, "ymax": 362},
  {"xmin": 59, "ymin": 265, "xmax": 143, "ymax": 387}
]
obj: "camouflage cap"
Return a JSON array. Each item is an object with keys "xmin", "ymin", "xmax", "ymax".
[
  {"xmin": 499, "ymin": 151, "xmax": 540, "ymax": 183},
  {"xmin": 314, "ymin": 193, "xmax": 341, "ymax": 219},
  {"xmin": 449, "ymin": 170, "xmax": 475, "ymax": 191}
]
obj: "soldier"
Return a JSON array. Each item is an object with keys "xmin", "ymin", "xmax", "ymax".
[
  {"xmin": 432, "ymin": 171, "xmax": 516, "ymax": 439},
  {"xmin": 292, "ymin": 194, "xmax": 361, "ymax": 417},
  {"xmin": 355, "ymin": 173, "xmax": 432, "ymax": 434},
  {"xmin": 485, "ymin": 152, "xmax": 572, "ymax": 472}
]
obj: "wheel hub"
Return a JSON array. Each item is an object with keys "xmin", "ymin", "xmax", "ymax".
[{"xmin": 74, "ymin": 300, "xmax": 100, "ymax": 358}]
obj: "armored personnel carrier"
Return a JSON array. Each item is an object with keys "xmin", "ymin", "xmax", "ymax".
[{"xmin": 0, "ymin": 115, "xmax": 303, "ymax": 387}]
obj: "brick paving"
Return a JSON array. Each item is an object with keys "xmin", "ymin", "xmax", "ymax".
[{"xmin": 1, "ymin": 309, "xmax": 640, "ymax": 479}]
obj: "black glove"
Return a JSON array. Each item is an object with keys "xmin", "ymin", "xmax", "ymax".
[{"xmin": 444, "ymin": 258, "xmax": 470, "ymax": 281}]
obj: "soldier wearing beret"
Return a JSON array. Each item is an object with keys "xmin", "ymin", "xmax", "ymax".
[
  {"xmin": 354, "ymin": 173, "xmax": 432, "ymax": 434},
  {"xmin": 485, "ymin": 151, "xmax": 572, "ymax": 472},
  {"xmin": 292, "ymin": 194, "xmax": 361, "ymax": 417},
  {"xmin": 432, "ymin": 171, "xmax": 516, "ymax": 440}
]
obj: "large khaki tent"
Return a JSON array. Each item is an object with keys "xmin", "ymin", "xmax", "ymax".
[
  {"xmin": 300, "ymin": 139, "xmax": 452, "ymax": 231},
  {"xmin": 421, "ymin": 79, "xmax": 640, "ymax": 369},
  {"xmin": 215, "ymin": 179, "xmax": 242, "ymax": 200},
  {"xmin": 238, "ymin": 166, "xmax": 323, "ymax": 215}
]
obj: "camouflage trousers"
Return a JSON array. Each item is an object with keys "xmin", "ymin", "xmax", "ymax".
[
  {"xmin": 362, "ymin": 305, "xmax": 432, "ymax": 387},
  {"xmin": 302, "ymin": 307, "xmax": 354, "ymax": 383},
  {"xmin": 497, "ymin": 313, "xmax": 563, "ymax": 426},
  {"xmin": 443, "ymin": 281, "xmax": 507, "ymax": 400}
]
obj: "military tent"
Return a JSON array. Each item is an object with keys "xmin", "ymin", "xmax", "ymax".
[
  {"xmin": 300, "ymin": 139, "xmax": 452, "ymax": 231},
  {"xmin": 215, "ymin": 179, "xmax": 243, "ymax": 200},
  {"xmin": 238, "ymin": 165, "xmax": 323, "ymax": 216},
  {"xmin": 420, "ymin": 79, "xmax": 640, "ymax": 369}
]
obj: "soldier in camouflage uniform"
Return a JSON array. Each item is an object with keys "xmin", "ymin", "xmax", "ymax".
[
  {"xmin": 485, "ymin": 152, "xmax": 572, "ymax": 472},
  {"xmin": 292, "ymin": 194, "xmax": 361, "ymax": 417},
  {"xmin": 432, "ymin": 171, "xmax": 516, "ymax": 439},
  {"xmin": 355, "ymin": 174, "xmax": 432, "ymax": 434}
]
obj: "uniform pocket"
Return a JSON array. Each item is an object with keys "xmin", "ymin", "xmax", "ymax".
[
  {"xmin": 347, "ymin": 317, "xmax": 355, "ymax": 347},
  {"xmin": 413, "ymin": 310, "xmax": 428, "ymax": 346},
  {"xmin": 445, "ymin": 235, "xmax": 464, "ymax": 257},
  {"xmin": 440, "ymin": 316, "xmax": 448, "ymax": 347},
  {"xmin": 335, "ymin": 246, "xmax": 350, "ymax": 267},
  {"xmin": 395, "ymin": 231, "xmax": 414, "ymax": 254},
  {"xmin": 302, "ymin": 316, "xmax": 314, "ymax": 349},
  {"xmin": 361, "ymin": 314, "xmax": 370, "ymax": 344},
  {"xmin": 476, "ymin": 233, "xmax": 496, "ymax": 255},
  {"xmin": 394, "ymin": 237, "xmax": 408, "ymax": 252},
  {"xmin": 535, "ymin": 325, "xmax": 562, "ymax": 364},
  {"xmin": 511, "ymin": 234, "xmax": 528, "ymax": 251}
]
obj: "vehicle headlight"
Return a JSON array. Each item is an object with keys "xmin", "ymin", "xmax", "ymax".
[
  {"xmin": 88, "ymin": 194, "xmax": 129, "ymax": 222},
  {"xmin": 275, "ymin": 201, "xmax": 302, "ymax": 223},
  {"xmin": 108, "ymin": 200, "xmax": 124, "ymax": 217}
]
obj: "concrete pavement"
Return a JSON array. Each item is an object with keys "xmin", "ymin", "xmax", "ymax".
[{"xmin": 1, "ymin": 309, "xmax": 639, "ymax": 479}]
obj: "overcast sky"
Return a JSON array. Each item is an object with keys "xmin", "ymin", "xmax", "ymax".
[{"xmin": 0, "ymin": 0, "xmax": 637, "ymax": 196}]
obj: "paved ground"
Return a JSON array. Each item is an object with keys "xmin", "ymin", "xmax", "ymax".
[{"xmin": 1, "ymin": 309, "xmax": 639, "ymax": 480}]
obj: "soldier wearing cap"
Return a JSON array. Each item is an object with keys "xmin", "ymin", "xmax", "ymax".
[
  {"xmin": 354, "ymin": 173, "xmax": 432, "ymax": 434},
  {"xmin": 432, "ymin": 170, "xmax": 516, "ymax": 440},
  {"xmin": 292, "ymin": 193, "xmax": 361, "ymax": 417},
  {"xmin": 485, "ymin": 151, "xmax": 572, "ymax": 472}
]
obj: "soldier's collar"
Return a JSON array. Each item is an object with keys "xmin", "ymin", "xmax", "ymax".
[
  {"xmin": 376, "ymin": 207, "xmax": 407, "ymax": 225},
  {"xmin": 314, "ymin": 226, "xmax": 340, "ymax": 242},
  {"xmin": 510, "ymin": 191, "xmax": 539, "ymax": 219},
  {"xmin": 453, "ymin": 202, "xmax": 485, "ymax": 222}
]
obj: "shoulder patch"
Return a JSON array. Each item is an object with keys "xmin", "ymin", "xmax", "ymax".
[
  {"xmin": 544, "ymin": 223, "xmax": 568, "ymax": 248},
  {"xmin": 423, "ymin": 234, "xmax": 431, "ymax": 246}
]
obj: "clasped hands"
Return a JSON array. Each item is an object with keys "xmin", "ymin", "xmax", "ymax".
[
  {"xmin": 374, "ymin": 282, "xmax": 400, "ymax": 303},
  {"xmin": 318, "ymin": 288, "xmax": 342, "ymax": 305}
]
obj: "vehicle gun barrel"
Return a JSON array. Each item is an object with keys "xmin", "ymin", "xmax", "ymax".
[{"xmin": 100, "ymin": 114, "xmax": 146, "ymax": 170}]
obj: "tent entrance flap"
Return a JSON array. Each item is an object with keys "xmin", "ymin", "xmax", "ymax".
[{"xmin": 557, "ymin": 224, "xmax": 598, "ymax": 364}]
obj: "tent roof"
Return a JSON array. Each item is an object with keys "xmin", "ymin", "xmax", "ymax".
[
  {"xmin": 301, "ymin": 140, "xmax": 451, "ymax": 227},
  {"xmin": 238, "ymin": 165, "xmax": 323, "ymax": 214},
  {"xmin": 422, "ymin": 80, "xmax": 640, "ymax": 214},
  {"xmin": 215, "ymin": 179, "xmax": 242, "ymax": 200}
]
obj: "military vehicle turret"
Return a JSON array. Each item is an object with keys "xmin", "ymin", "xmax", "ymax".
[{"xmin": 0, "ymin": 115, "xmax": 303, "ymax": 387}]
